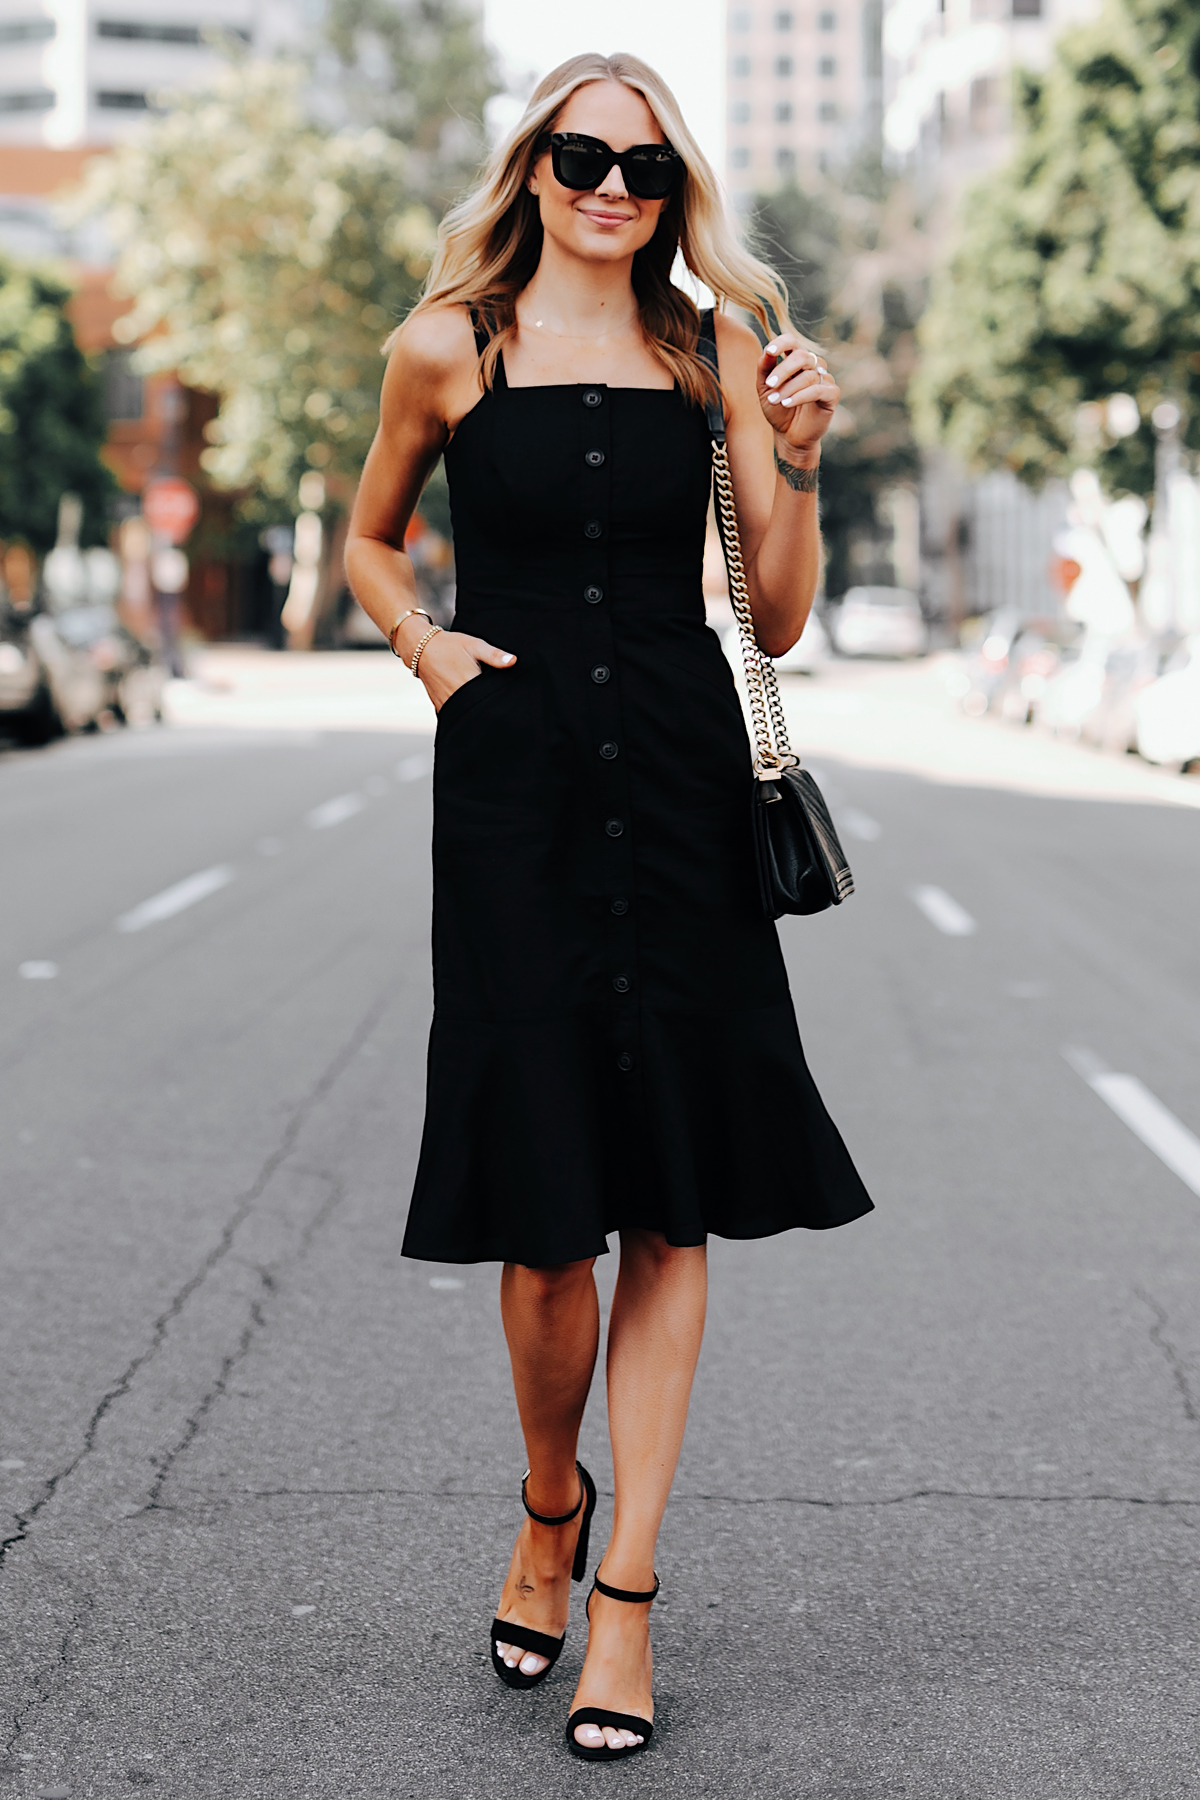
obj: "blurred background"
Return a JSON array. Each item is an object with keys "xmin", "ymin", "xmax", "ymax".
[{"xmin": 0, "ymin": 0, "xmax": 1197, "ymax": 771}]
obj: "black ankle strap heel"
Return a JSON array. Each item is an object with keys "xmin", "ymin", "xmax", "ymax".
[
  {"xmin": 565, "ymin": 1567, "xmax": 659, "ymax": 1760},
  {"xmin": 490, "ymin": 1461, "xmax": 597, "ymax": 1691}
]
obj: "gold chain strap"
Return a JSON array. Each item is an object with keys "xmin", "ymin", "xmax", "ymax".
[{"xmin": 710, "ymin": 440, "xmax": 797, "ymax": 781}]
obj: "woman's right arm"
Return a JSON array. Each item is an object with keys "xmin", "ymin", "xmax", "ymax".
[{"xmin": 344, "ymin": 305, "xmax": 517, "ymax": 709}]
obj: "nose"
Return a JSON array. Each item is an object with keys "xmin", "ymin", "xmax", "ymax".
[{"xmin": 594, "ymin": 161, "xmax": 629, "ymax": 199}]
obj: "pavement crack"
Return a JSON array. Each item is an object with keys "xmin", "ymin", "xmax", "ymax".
[
  {"xmin": 139, "ymin": 1303, "xmax": 265, "ymax": 1513},
  {"xmin": 0, "ymin": 996, "xmax": 386, "ymax": 1578},
  {"xmin": 4, "ymin": 1592, "xmax": 94, "ymax": 1757},
  {"xmin": 1135, "ymin": 1285, "xmax": 1199, "ymax": 1426},
  {"xmin": 150, "ymin": 1484, "xmax": 1200, "ymax": 1512}
]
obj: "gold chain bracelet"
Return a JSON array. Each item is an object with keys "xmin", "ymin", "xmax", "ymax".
[{"xmin": 409, "ymin": 624, "xmax": 442, "ymax": 677}]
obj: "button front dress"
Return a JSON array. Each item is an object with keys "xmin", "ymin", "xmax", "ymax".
[{"xmin": 401, "ymin": 326, "xmax": 873, "ymax": 1266}]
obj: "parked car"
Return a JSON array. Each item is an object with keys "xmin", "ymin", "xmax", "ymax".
[
  {"xmin": 958, "ymin": 614, "xmax": 1081, "ymax": 723},
  {"xmin": 829, "ymin": 587, "xmax": 928, "ymax": 658},
  {"xmin": 1135, "ymin": 636, "xmax": 1200, "ymax": 769}
]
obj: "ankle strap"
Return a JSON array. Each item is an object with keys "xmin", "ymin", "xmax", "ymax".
[
  {"xmin": 522, "ymin": 1461, "xmax": 585, "ymax": 1527},
  {"xmin": 592, "ymin": 1570, "xmax": 660, "ymax": 1605}
]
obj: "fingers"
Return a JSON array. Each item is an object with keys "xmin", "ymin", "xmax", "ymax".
[
  {"xmin": 761, "ymin": 338, "xmax": 836, "ymax": 410},
  {"xmin": 767, "ymin": 372, "xmax": 840, "ymax": 412},
  {"xmin": 466, "ymin": 636, "xmax": 516, "ymax": 668}
]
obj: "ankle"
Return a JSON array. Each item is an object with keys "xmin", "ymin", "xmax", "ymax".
[
  {"xmin": 595, "ymin": 1554, "xmax": 657, "ymax": 1594},
  {"xmin": 523, "ymin": 1463, "xmax": 582, "ymax": 1520}
]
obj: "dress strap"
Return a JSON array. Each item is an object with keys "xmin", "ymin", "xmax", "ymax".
[
  {"xmin": 695, "ymin": 307, "xmax": 725, "ymax": 442},
  {"xmin": 469, "ymin": 309, "xmax": 507, "ymax": 389}
]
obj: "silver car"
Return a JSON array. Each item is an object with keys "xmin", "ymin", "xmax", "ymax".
[{"xmin": 830, "ymin": 586, "xmax": 929, "ymax": 659}]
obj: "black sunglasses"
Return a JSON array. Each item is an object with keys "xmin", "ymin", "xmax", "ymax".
[{"xmin": 538, "ymin": 132, "xmax": 683, "ymax": 201}]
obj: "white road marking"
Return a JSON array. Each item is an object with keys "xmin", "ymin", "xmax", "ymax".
[
  {"xmin": 116, "ymin": 865, "xmax": 235, "ymax": 934},
  {"xmin": 429, "ymin": 1276, "xmax": 464, "ymax": 1290},
  {"xmin": 910, "ymin": 884, "xmax": 977, "ymax": 936},
  {"xmin": 839, "ymin": 808, "xmax": 881, "ymax": 842},
  {"xmin": 307, "ymin": 793, "xmax": 366, "ymax": 829},
  {"xmin": 1063, "ymin": 1047, "xmax": 1200, "ymax": 1198},
  {"xmin": 396, "ymin": 755, "xmax": 428, "ymax": 782},
  {"xmin": 18, "ymin": 961, "xmax": 58, "ymax": 980}
]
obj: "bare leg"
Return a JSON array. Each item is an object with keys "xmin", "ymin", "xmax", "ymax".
[
  {"xmin": 570, "ymin": 1230, "xmax": 707, "ymax": 1750},
  {"xmin": 493, "ymin": 1257, "xmax": 599, "ymax": 1677}
]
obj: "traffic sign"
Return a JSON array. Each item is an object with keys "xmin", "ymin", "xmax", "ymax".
[{"xmin": 142, "ymin": 477, "xmax": 199, "ymax": 545}]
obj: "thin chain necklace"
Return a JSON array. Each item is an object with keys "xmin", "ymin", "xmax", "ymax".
[{"xmin": 518, "ymin": 309, "xmax": 640, "ymax": 341}]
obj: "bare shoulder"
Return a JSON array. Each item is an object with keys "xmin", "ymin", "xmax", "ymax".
[
  {"xmin": 712, "ymin": 309, "xmax": 763, "ymax": 374},
  {"xmin": 380, "ymin": 303, "xmax": 480, "ymax": 432}
]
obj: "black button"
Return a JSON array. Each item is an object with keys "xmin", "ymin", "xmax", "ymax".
[
  {"xmin": 591, "ymin": 664, "xmax": 610, "ymax": 684},
  {"xmin": 585, "ymin": 449, "xmax": 605, "ymax": 468},
  {"xmin": 599, "ymin": 741, "xmax": 618, "ymax": 760},
  {"xmin": 611, "ymin": 897, "xmax": 629, "ymax": 915},
  {"xmin": 617, "ymin": 1051, "xmax": 634, "ymax": 1072},
  {"xmin": 582, "ymin": 389, "xmax": 602, "ymax": 407},
  {"xmin": 584, "ymin": 519, "xmax": 603, "ymax": 540},
  {"xmin": 584, "ymin": 584, "xmax": 604, "ymax": 603},
  {"xmin": 605, "ymin": 819, "xmax": 624, "ymax": 838},
  {"xmin": 612, "ymin": 974, "xmax": 631, "ymax": 994}
]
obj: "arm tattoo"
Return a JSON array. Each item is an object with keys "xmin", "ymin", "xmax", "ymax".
[{"xmin": 774, "ymin": 451, "xmax": 819, "ymax": 493}]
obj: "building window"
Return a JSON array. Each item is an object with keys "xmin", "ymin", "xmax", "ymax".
[
  {"xmin": 731, "ymin": 100, "xmax": 751, "ymax": 123},
  {"xmin": 1011, "ymin": 0, "xmax": 1040, "ymax": 13},
  {"xmin": 0, "ymin": 88, "xmax": 55, "ymax": 112},
  {"xmin": 774, "ymin": 54, "xmax": 793, "ymax": 76},
  {"xmin": 818, "ymin": 101, "xmax": 838, "ymax": 122},
  {"xmin": 774, "ymin": 9, "xmax": 793, "ymax": 27},
  {"xmin": 103, "ymin": 350, "xmax": 144, "ymax": 423},
  {"xmin": 730, "ymin": 6, "xmax": 752, "ymax": 28},
  {"xmin": 775, "ymin": 100, "xmax": 793, "ymax": 121},
  {"xmin": 0, "ymin": 18, "xmax": 55, "ymax": 42},
  {"xmin": 96, "ymin": 90, "xmax": 150, "ymax": 109},
  {"xmin": 731, "ymin": 54, "xmax": 751, "ymax": 77},
  {"xmin": 776, "ymin": 146, "xmax": 796, "ymax": 173},
  {"xmin": 96, "ymin": 19, "xmax": 250, "ymax": 42},
  {"xmin": 731, "ymin": 146, "xmax": 751, "ymax": 169},
  {"xmin": 819, "ymin": 56, "xmax": 836, "ymax": 76},
  {"xmin": 818, "ymin": 8, "xmax": 836, "ymax": 27}
]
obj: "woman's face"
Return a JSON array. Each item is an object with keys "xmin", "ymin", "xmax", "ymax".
[{"xmin": 528, "ymin": 80, "xmax": 672, "ymax": 266}]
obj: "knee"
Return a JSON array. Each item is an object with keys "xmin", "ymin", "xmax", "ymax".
[
  {"xmin": 506, "ymin": 1257, "xmax": 595, "ymax": 1306},
  {"xmin": 621, "ymin": 1229, "xmax": 705, "ymax": 1277}
]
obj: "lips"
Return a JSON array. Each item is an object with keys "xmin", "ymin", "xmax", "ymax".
[{"xmin": 579, "ymin": 209, "xmax": 635, "ymax": 226}]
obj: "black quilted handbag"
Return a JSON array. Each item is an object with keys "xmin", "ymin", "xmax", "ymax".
[{"xmin": 696, "ymin": 310, "xmax": 854, "ymax": 919}]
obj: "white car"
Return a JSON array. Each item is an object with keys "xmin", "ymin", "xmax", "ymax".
[
  {"xmin": 830, "ymin": 587, "xmax": 928, "ymax": 659},
  {"xmin": 1135, "ymin": 636, "xmax": 1200, "ymax": 769}
]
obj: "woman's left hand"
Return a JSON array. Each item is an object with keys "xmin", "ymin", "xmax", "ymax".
[{"xmin": 757, "ymin": 333, "xmax": 840, "ymax": 454}]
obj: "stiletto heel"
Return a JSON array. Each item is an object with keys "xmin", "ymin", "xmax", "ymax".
[
  {"xmin": 565, "ymin": 1569, "xmax": 659, "ymax": 1761},
  {"xmin": 490, "ymin": 1461, "xmax": 597, "ymax": 1690}
]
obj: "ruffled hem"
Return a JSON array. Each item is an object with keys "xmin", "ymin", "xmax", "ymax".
[{"xmin": 401, "ymin": 1001, "xmax": 873, "ymax": 1266}]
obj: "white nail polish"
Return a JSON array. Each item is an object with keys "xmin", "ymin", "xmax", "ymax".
[
  {"xmin": 768, "ymin": 392, "xmax": 780, "ymax": 403},
  {"xmin": 765, "ymin": 372, "xmax": 779, "ymax": 387}
]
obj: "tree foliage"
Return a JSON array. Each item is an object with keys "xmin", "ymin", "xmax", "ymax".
[
  {"xmin": 320, "ymin": 0, "xmax": 500, "ymax": 212},
  {"xmin": 913, "ymin": 0, "xmax": 1200, "ymax": 495},
  {"xmin": 751, "ymin": 162, "xmax": 924, "ymax": 594},
  {"xmin": 0, "ymin": 255, "xmax": 115, "ymax": 552},
  {"xmin": 78, "ymin": 60, "xmax": 437, "ymax": 514}
]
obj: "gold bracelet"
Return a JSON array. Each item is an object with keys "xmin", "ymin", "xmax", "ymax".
[
  {"xmin": 410, "ymin": 624, "xmax": 442, "ymax": 677},
  {"xmin": 388, "ymin": 607, "xmax": 432, "ymax": 657}
]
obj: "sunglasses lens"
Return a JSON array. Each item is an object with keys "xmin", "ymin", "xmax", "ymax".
[
  {"xmin": 625, "ymin": 149, "xmax": 678, "ymax": 198},
  {"xmin": 556, "ymin": 144, "xmax": 608, "ymax": 190}
]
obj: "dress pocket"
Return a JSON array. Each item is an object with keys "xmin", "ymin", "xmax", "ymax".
[{"xmin": 435, "ymin": 667, "xmax": 505, "ymax": 730}]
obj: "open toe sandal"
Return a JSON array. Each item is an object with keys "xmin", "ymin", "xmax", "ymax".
[
  {"xmin": 490, "ymin": 1461, "xmax": 596, "ymax": 1690},
  {"xmin": 565, "ymin": 1570, "xmax": 659, "ymax": 1760}
]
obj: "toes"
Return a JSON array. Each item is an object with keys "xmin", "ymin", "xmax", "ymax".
[
  {"xmin": 519, "ymin": 1651, "xmax": 548, "ymax": 1676},
  {"xmin": 494, "ymin": 1640, "xmax": 519, "ymax": 1669},
  {"xmin": 575, "ymin": 1724, "xmax": 605, "ymax": 1748}
]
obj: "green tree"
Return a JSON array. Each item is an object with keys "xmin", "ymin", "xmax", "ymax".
[
  {"xmin": 321, "ymin": 0, "xmax": 500, "ymax": 211},
  {"xmin": 913, "ymin": 0, "xmax": 1200, "ymax": 496},
  {"xmin": 0, "ymin": 255, "xmax": 115, "ymax": 552},
  {"xmin": 78, "ymin": 59, "xmax": 437, "ymax": 515},
  {"xmin": 751, "ymin": 163, "xmax": 925, "ymax": 595}
]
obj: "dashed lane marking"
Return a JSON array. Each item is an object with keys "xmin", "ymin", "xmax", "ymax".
[
  {"xmin": 839, "ymin": 808, "xmax": 881, "ymax": 842},
  {"xmin": 395, "ymin": 755, "xmax": 429, "ymax": 782},
  {"xmin": 1064, "ymin": 1046, "xmax": 1200, "ymax": 1198},
  {"xmin": 910, "ymin": 884, "xmax": 977, "ymax": 936},
  {"xmin": 307, "ymin": 793, "xmax": 367, "ymax": 829},
  {"xmin": 116, "ymin": 865, "xmax": 236, "ymax": 934}
]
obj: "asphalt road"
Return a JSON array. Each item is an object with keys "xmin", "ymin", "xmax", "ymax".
[{"xmin": 2, "ymin": 697, "xmax": 1199, "ymax": 1800}]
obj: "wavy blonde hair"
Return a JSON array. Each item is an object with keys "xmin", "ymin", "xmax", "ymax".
[{"xmin": 391, "ymin": 51, "xmax": 791, "ymax": 406}]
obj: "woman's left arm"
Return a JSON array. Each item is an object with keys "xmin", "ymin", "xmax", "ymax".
[{"xmin": 713, "ymin": 312, "xmax": 840, "ymax": 658}]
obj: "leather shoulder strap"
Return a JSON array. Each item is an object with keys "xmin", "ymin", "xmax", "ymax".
[
  {"xmin": 469, "ymin": 308, "xmax": 490, "ymax": 357},
  {"xmin": 695, "ymin": 307, "xmax": 726, "ymax": 445}
]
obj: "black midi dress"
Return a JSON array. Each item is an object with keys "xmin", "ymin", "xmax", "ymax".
[{"xmin": 401, "ymin": 327, "xmax": 872, "ymax": 1267}]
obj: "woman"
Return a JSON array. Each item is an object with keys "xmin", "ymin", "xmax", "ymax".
[{"xmin": 345, "ymin": 51, "xmax": 872, "ymax": 1762}]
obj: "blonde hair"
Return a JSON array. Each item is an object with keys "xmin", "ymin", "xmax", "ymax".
[{"xmin": 391, "ymin": 51, "xmax": 791, "ymax": 406}]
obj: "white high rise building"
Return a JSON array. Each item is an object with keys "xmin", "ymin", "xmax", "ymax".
[
  {"xmin": 882, "ymin": 0, "xmax": 1100, "ymax": 185},
  {"xmin": 724, "ymin": 0, "xmax": 883, "ymax": 207},
  {"xmin": 0, "ymin": 0, "xmax": 314, "ymax": 147}
]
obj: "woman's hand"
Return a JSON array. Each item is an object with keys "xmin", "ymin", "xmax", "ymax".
[
  {"xmin": 757, "ymin": 333, "xmax": 840, "ymax": 457},
  {"xmin": 412, "ymin": 629, "xmax": 516, "ymax": 712}
]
